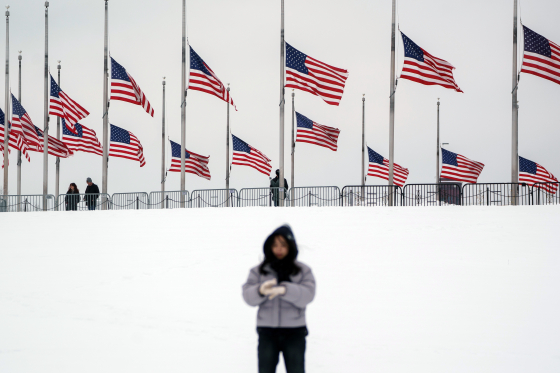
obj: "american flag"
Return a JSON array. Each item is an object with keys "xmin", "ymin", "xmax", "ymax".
[
  {"xmin": 521, "ymin": 26, "xmax": 560, "ymax": 86},
  {"xmin": 231, "ymin": 134, "xmax": 272, "ymax": 176},
  {"xmin": 11, "ymin": 94, "xmax": 40, "ymax": 157},
  {"xmin": 32, "ymin": 126, "xmax": 73, "ymax": 158},
  {"xmin": 400, "ymin": 32, "xmax": 463, "ymax": 93},
  {"xmin": 62, "ymin": 119, "xmax": 103, "ymax": 156},
  {"xmin": 441, "ymin": 148, "xmax": 484, "ymax": 184},
  {"xmin": 188, "ymin": 46, "xmax": 236, "ymax": 109},
  {"xmin": 285, "ymin": 43, "xmax": 349, "ymax": 106},
  {"xmin": 168, "ymin": 139, "xmax": 211, "ymax": 180},
  {"xmin": 49, "ymin": 75, "xmax": 89, "ymax": 134},
  {"xmin": 0, "ymin": 107, "xmax": 30, "ymax": 162},
  {"xmin": 519, "ymin": 156, "xmax": 558, "ymax": 194},
  {"xmin": 367, "ymin": 146, "xmax": 409, "ymax": 187},
  {"xmin": 109, "ymin": 124, "xmax": 146, "ymax": 167},
  {"xmin": 296, "ymin": 112, "xmax": 340, "ymax": 151},
  {"xmin": 110, "ymin": 57, "xmax": 154, "ymax": 117}
]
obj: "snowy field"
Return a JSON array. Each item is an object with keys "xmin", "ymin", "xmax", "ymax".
[{"xmin": 1, "ymin": 206, "xmax": 559, "ymax": 373}]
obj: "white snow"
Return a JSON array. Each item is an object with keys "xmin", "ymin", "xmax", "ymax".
[{"xmin": 1, "ymin": 206, "xmax": 559, "ymax": 373}]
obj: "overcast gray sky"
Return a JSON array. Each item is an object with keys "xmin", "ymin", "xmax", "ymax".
[{"xmin": 1, "ymin": 0, "xmax": 559, "ymax": 195}]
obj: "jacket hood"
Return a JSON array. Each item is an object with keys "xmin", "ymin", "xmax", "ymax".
[{"xmin": 263, "ymin": 224, "xmax": 298, "ymax": 260}]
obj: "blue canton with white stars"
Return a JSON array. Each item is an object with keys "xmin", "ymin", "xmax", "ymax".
[
  {"xmin": 519, "ymin": 156, "xmax": 537, "ymax": 174},
  {"xmin": 190, "ymin": 47, "xmax": 212, "ymax": 76},
  {"xmin": 170, "ymin": 140, "xmax": 191, "ymax": 159},
  {"xmin": 62, "ymin": 119, "xmax": 83, "ymax": 137},
  {"xmin": 34, "ymin": 126, "xmax": 43, "ymax": 137},
  {"xmin": 441, "ymin": 148, "xmax": 458, "ymax": 166},
  {"xmin": 523, "ymin": 26, "xmax": 551, "ymax": 57},
  {"xmin": 295, "ymin": 112, "xmax": 313, "ymax": 129},
  {"xmin": 111, "ymin": 57, "xmax": 131, "ymax": 82},
  {"xmin": 0, "ymin": 108, "xmax": 4, "ymax": 125},
  {"xmin": 110, "ymin": 124, "xmax": 131, "ymax": 144},
  {"xmin": 286, "ymin": 43, "xmax": 309, "ymax": 75},
  {"xmin": 401, "ymin": 33, "xmax": 424, "ymax": 62},
  {"xmin": 11, "ymin": 94, "xmax": 27, "ymax": 117},
  {"xmin": 232, "ymin": 134, "xmax": 251, "ymax": 154},
  {"xmin": 50, "ymin": 75, "xmax": 61, "ymax": 98},
  {"xmin": 367, "ymin": 146, "xmax": 385, "ymax": 165}
]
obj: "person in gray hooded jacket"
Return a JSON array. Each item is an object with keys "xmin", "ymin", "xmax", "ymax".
[{"xmin": 242, "ymin": 225, "xmax": 316, "ymax": 373}]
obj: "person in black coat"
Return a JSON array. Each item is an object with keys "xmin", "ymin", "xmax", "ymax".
[
  {"xmin": 65, "ymin": 183, "xmax": 80, "ymax": 211},
  {"xmin": 84, "ymin": 177, "xmax": 100, "ymax": 211},
  {"xmin": 270, "ymin": 169, "xmax": 289, "ymax": 207}
]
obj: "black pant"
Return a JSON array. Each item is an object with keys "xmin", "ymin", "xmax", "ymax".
[{"xmin": 257, "ymin": 326, "xmax": 307, "ymax": 373}]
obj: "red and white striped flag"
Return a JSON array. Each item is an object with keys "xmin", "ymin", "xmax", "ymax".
[
  {"xmin": 109, "ymin": 124, "xmax": 145, "ymax": 167},
  {"xmin": 110, "ymin": 57, "xmax": 154, "ymax": 117},
  {"xmin": 1, "ymin": 107, "xmax": 30, "ymax": 162},
  {"xmin": 295, "ymin": 112, "xmax": 340, "ymax": 151},
  {"xmin": 367, "ymin": 146, "xmax": 409, "ymax": 187},
  {"xmin": 231, "ymin": 134, "xmax": 272, "ymax": 176},
  {"xmin": 400, "ymin": 32, "xmax": 463, "ymax": 92},
  {"xmin": 62, "ymin": 120, "xmax": 103, "ymax": 156},
  {"xmin": 32, "ymin": 126, "xmax": 74, "ymax": 158},
  {"xmin": 168, "ymin": 139, "xmax": 211, "ymax": 180},
  {"xmin": 11, "ymin": 94, "xmax": 40, "ymax": 159},
  {"xmin": 521, "ymin": 25, "xmax": 560, "ymax": 86},
  {"xmin": 441, "ymin": 148, "xmax": 484, "ymax": 184},
  {"xmin": 519, "ymin": 156, "xmax": 558, "ymax": 194},
  {"xmin": 49, "ymin": 75, "xmax": 89, "ymax": 134},
  {"xmin": 188, "ymin": 46, "xmax": 236, "ymax": 110},
  {"xmin": 285, "ymin": 43, "xmax": 349, "ymax": 106}
]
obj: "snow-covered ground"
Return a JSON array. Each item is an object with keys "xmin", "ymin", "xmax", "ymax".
[{"xmin": 1, "ymin": 206, "xmax": 559, "ymax": 373}]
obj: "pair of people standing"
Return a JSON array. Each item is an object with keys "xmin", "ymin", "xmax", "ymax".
[
  {"xmin": 64, "ymin": 177, "xmax": 100, "ymax": 211},
  {"xmin": 243, "ymin": 225, "xmax": 316, "ymax": 373}
]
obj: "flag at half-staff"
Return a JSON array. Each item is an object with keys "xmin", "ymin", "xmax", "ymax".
[
  {"xmin": 49, "ymin": 75, "xmax": 90, "ymax": 134},
  {"xmin": 285, "ymin": 43, "xmax": 349, "ymax": 106},
  {"xmin": 110, "ymin": 57, "xmax": 154, "ymax": 117},
  {"xmin": 441, "ymin": 148, "xmax": 484, "ymax": 183},
  {"xmin": 168, "ymin": 139, "xmax": 211, "ymax": 180},
  {"xmin": 296, "ymin": 112, "xmax": 340, "ymax": 151},
  {"xmin": 188, "ymin": 46, "xmax": 236, "ymax": 109},
  {"xmin": 231, "ymin": 134, "xmax": 272, "ymax": 176},
  {"xmin": 0, "ymin": 107, "xmax": 30, "ymax": 162},
  {"xmin": 400, "ymin": 32, "xmax": 463, "ymax": 92},
  {"xmin": 32, "ymin": 126, "xmax": 73, "ymax": 158},
  {"xmin": 519, "ymin": 156, "xmax": 558, "ymax": 194},
  {"xmin": 367, "ymin": 146, "xmax": 409, "ymax": 187},
  {"xmin": 11, "ymin": 94, "xmax": 41, "ymax": 156},
  {"xmin": 62, "ymin": 119, "xmax": 103, "ymax": 156},
  {"xmin": 108, "ymin": 124, "xmax": 146, "ymax": 167},
  {"xmin": 521, "ymin": 26, "xmax": 560, "ymax": 86}
]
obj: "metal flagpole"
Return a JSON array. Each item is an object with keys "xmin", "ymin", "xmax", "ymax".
[
  {"xmin": 180, "ymin": 0, "xmax": 186, "ymax": 208},
  {"xmin": 55, "ymin": 60, "xmax": 61, "ymax": 209},
  {"xmin": 102, "ymin": 0, "xmax": 109, "ymax": 209},
  {"xmin": 511, "ymin": 0, "xmax": 519, "ymax": 205},
  {"xmin": 290, "ymin": 89, "xmax": 294, "ymax": 206},
  {"xmin": 361, "ymin": 94, "xmax": 365, "ymax": 204},
  {"xmin": 279, "ymin": 0, "xmax": 285, "ymax": 207},
  {"xmin": 43, "ymin": 1, "xmax": 49, "ymax": 211},
  {"xmin": 436, "ymin": 98, "xmax": 440, "ymax": 184},
  {"xmin": 3, "ymin": 6, "xmax": 9, "ymax": 198},
  {"xmin": 388, "ymin": 0, "xmax": 396, "ymax": 206},
  {"xmin": 161, "ymin": 77, "xmax": 166, "ymax": 208},
  {"xmin": 17, "ymin": 51, "xmax": 21, "ymax": 210},
  {"xmin": 226, "ymin": 85, "xmax": 231, "ymax": 207}
]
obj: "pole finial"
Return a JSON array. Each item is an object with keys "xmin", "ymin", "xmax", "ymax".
[
  {"xmin": 45, "ymin": 1, "xmax": 49, "ymax": 8},
  {"xmin": 162, "ymin": 77, "xmax": 166, "ymax": 85},
  {"xmin": 5, "ymin": 5, "xmax": 9, "ymax": 16},
  {"xmin": 227, "ymin": 83, "xmax": 230, "ymax": 92}
]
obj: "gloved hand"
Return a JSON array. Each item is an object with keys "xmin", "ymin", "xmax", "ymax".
[
  {"xmin": 259, "ymin": 279, "xmax": 277, "ymax": 296},
  {"xmin": 267, "ymin": 286, "xmax": 286, "ymax": 300}
]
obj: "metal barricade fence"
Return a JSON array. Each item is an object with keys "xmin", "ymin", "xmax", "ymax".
[
  {"xmin": 288, "ymin": 186, "xmax": 341, "ymax": 207},
  {"xmin": 111, "ymin": 192, "xmax": 150, "ymax": 210},
  {"xmin": 402, "ymin": 184, "xmax": 462, "ymax": 206},
  {"xmin": 532, "ymin": 182, "xmax": 559, "ymax": 205},
  {"xmin": 148, "ymin": 191, "xmax": 190, "ymax": 209},
  {"xmin": 57, "ymin": 193, "xmax": 112, "ymax": 211},
  {"xmin": 341, "ymin": 185, "xmax": 402, "ymax": 206},
  {"xmin": 462, "ymin": 183, "xmax": 532, "ymax": 206},
  {"xmin": 0, "ymin": 194, "xmax": 56, "ymax": 212},
  {"xmin": 238, "ymin": 187, "xmax": 288, "ymax": 207},
  {"xmin": 190, "ymin": 189, "xmax": 238, "ymax": 208}
]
